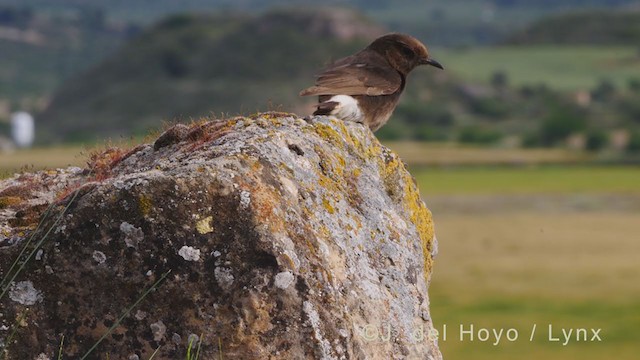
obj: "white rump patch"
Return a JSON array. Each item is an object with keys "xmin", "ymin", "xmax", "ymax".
[{"xmin": 327, "ymin": 95, "xmax": 364, "ymax": 123}]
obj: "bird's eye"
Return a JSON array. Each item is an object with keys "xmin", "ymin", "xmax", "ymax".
[{"xmin": 401, "ymin": 46, "xmax": 414, "ymax": 57}]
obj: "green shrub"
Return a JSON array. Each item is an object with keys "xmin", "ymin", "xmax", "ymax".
[
  {"xmin": 468, "ymin": 97, "xmax": 510, "ymax": 119},
  {"xmin": 521, "ymin": 132, "xmax": 542, "ymax": 147},
  {"xmin": 395, "ymin": 102, "xmax": 454, "ymax": 126},
  {"xmin": 490, "ymin": 71, "xmax": 509, "ymax": 89},
  {"xmin": 591, "ymin": 79, "xmax": 616, "ymax": 102},
  {"xmin": 627, "ymin": 131, "xmax": 640, "ymax": 153},
  {"xmin": 458, "ymin": 126, "xmax": 503, "ymax": 144},
  {"xmin": 585, "ymin": 130, "xmax": 608, "ymax": 151},
  {"xmin": 539, "ymin": 105, "xmax": 586, "ymax": 146},
  {"xmin": 413, "ymin": 125, "xmax": 449, "ymax": 141},
  {"xmin": 619, "ymin": 98, "xmax": 640, "ymax": 123},
  {"xmin": 376, "ymin": 120, "xmax": 410, "ymax": 141},
  {"xmin": 629, "ymin": 78, "xmax": 640, "ymax": 93}
]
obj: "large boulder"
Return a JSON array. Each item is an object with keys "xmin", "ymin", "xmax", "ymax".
[{"xmin": 0, "ymin": 113, "xmax": 441, "ymax": 359}]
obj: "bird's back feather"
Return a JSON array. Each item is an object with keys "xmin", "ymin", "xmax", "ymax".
[{"xmin": 299, "ymin": 52, "xmax": 401, "ymax": 97}]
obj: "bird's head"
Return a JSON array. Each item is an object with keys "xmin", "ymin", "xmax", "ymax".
[{"xmin": 368, "ymin": 33, "xmax": 443, "ymax": 75}]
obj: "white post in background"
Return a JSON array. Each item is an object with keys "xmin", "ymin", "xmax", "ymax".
[{"xmin": 10, "ymin": 112, "xmax": 35, "ymax": 148}]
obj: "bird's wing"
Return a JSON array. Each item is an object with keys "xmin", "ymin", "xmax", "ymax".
[{"xmin": 299, "ymin": 54, "xmax": 401, "ymax": 97}]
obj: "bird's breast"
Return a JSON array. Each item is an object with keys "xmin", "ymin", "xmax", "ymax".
[{"xmin": 356, "ymin": 92, "xmax": 402, "ymax": 131}]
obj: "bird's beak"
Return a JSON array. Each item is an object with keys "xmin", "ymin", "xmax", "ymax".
[{"xmin": 421, "ymin": 58, "xmax": 444, "ymax": 70}]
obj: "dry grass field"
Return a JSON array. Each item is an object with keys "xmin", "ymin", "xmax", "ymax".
[
  {"xmin": 386, "ymin": 141, "xmax": 592, "ymax": 167},
  {"xmin": 0, "ymin": 146, "xmax": 86, "ymax": 177},
  {"xmin": 429, "ymin": 212, "xmax": 640, "ymax": 360}
]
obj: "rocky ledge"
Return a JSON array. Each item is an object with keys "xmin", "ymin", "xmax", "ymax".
[{"xmin": 0, "ymin": 113, "xmax": 440, "ymax": 359}]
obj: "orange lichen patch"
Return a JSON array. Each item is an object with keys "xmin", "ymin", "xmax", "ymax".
[
  {"xmin": 250, "ymin": 186, "xmax": 287, "ymax": 235},
  {"xmin": 238, "ymin": 161, "xmax": 288, "ymax": 236}
]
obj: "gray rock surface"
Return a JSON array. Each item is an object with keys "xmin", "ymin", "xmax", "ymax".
[{"xmin": 0, "ymin": 113, "xmax": 440, "ymax": 359}]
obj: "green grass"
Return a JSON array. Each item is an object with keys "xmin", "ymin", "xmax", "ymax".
[
  {"xmin": 436, "ymin": 45, "xmax": 640, "ymax": 92},
  {"xmin": 412, "ymin": 165, "xmax": 640, "ymax": 195},
  {"xmin": 433, "ymin": 297, "xmax": 640, "ymax": 360}
]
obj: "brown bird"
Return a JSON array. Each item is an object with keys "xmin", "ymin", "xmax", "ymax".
[{"xmin": 300, "ymin": 33, "xmax": 443, "ymax": 131}]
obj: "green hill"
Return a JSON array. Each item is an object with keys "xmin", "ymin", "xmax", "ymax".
[
  {"xmin": 507, "ymin": 10, "xmax": 640, "ymax": 45},
  {"xmin": 38, "ymin": 9, "xmax": 381, "ymax": 142}
]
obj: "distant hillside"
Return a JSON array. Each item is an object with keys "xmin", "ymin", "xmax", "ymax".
[
  {"xmin": 2, "ymin": 0, "xmax": 639, "ymax": 115},
  {"xmin": 0, "ymin": 5, "xmax": 137, "ymax": 105},
  {"xmin": 37, "ymin": 9, "xmax": 640, "ymax": 151},
  {"xmin": 1, "ymin": 0, "xmax": 638, "ymax": 45},
  {"xmin": 38, "ymin": 9, "xmax": 382, "ymax": 142},
  {"xmin": 507, "ymin": 10, "xmax": 640, "ymax": 45}
]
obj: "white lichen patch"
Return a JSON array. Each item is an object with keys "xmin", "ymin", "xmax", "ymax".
[
  {"xmin": 92, "ymin": 250, "xmax": 107, "ymax": 264},
  {"xmin": 150, "ymin": 320, "xmax": 166, "ymax": 341},
  {"xmin": 303, "ymin": 301, "xmax": 334, "ymax": 360},
  {"xmin": 178, "ymin": 246, "xmax": 200, "ymax": 261},
  {"xmin": 54, "ymin": 225, "xmax": 66, "ymax": 234},
  {"xmin": 9, "ymin": 281, "xmax": 42, "ymax": 305},
  {"xmin": 135, "ymin": 310, "xmax": 147, "ymax": 320},
  {"xmin": 274, "ymin": 271, "xmax": 295, "ymax": 289},
  {"xmin": 214, "ymin": 267, "xmax": 234, "ymax": 289},
  {"xmin": 120, "ymin": 221, "xmax": 144, "ymax": 248},
  {"xmin": 195, "ymin": 216, "xmax": 213, "ymax": 234},
  {"xmin": 240, "ymin": 190, "xmax": 251, "ymax": 209}
]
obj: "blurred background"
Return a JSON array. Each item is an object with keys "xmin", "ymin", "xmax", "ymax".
[{"xmin": 0, "ymin": 0, "xmax": 639, "ymax": 358}]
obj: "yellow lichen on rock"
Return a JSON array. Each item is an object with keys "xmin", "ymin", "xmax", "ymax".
[
  {"xmin": 379, "ymin": 151, "xmax": 435, "ymax": 279},
  {"xmin": 402, "ymin": 170, "xmax": 435, "ymax": 278},
  {"xmin": 196, "ymin": 216, "xmax": 214, "ymax": 234},
  {"xmin": 322, "ymin": 197, "xmax": 336, "ymax": 214},
  {"xmin": 138, "ymin": 194, "xmax": 153, "ymax": 216},
  {"xmin": 312, "ymin": 122, "xmax": 344, "ymax": 147}
]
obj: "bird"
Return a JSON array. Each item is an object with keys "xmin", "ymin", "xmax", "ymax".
[{"xmin": 300, "ymin": 33, "xmax": 443, "ymax": 132}]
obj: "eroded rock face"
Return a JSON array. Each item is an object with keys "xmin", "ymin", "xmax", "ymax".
[{"xmin": 0, "ymin": 113, "xmax": 440, "ymax": 359}]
